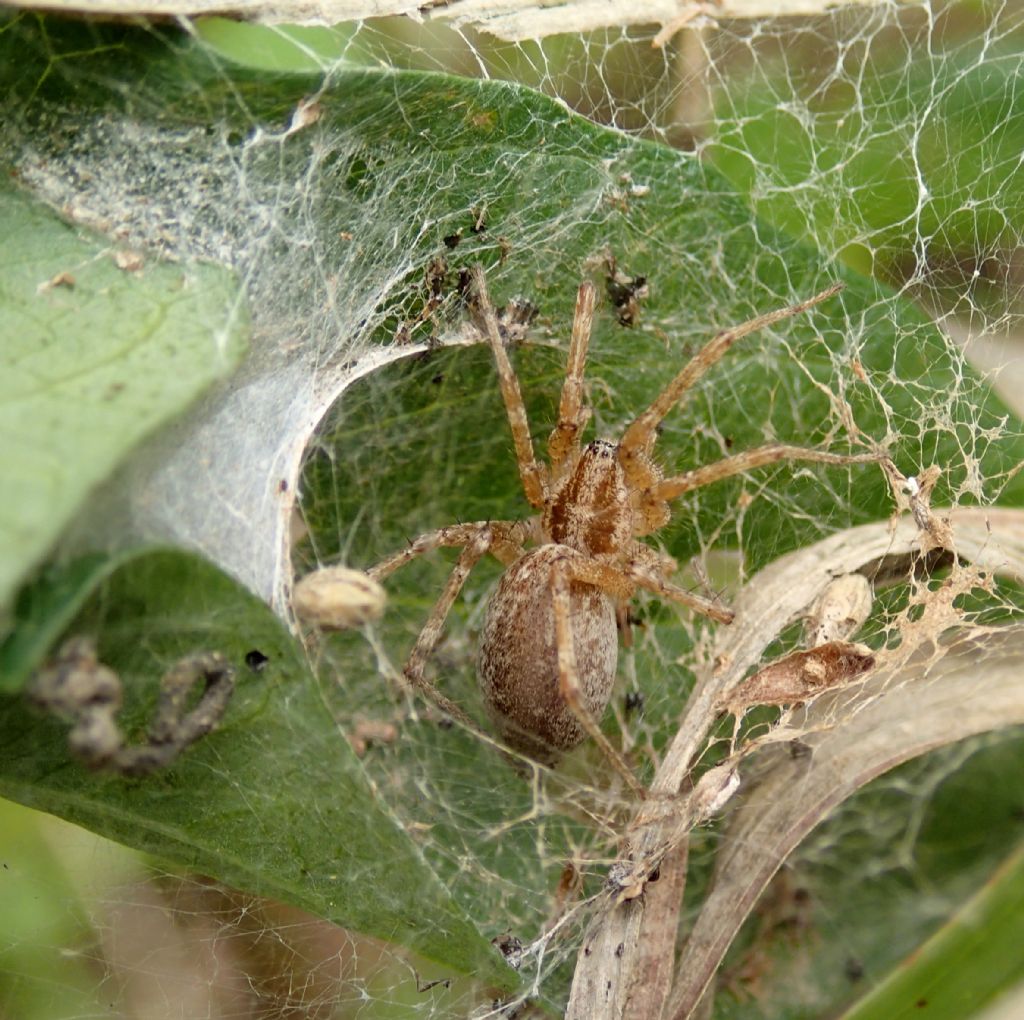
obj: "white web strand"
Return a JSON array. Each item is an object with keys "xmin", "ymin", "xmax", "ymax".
[{"xmin": 11, "ymin": 107, "xmax": 482, "ymax": 613}]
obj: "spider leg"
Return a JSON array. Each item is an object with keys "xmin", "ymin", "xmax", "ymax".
[
  {"xmin": 547, "ymin": 281, "xmax": 597, "ymax": 481},
  {"xmin": 618, "ymin": 282, "xmax": 844, "ymax": 474},
  {"xmin": 550, "ymin": 562, "xmax": 646, "ymax": 799},
  {"xmin": 628, "ymin": 569, "xmax": 735, "ymax": 624},
  {"xmin": 368, "ymin": 520, "xmax": 528, "ymax": 581},
  {"xmin": 646, "ymin": 444, "xmax": 883, "ymax": 506},
  {"xmin": 469, "ymin": 266, "xmax": 546, "ymax": 508},
  {"xmin": 402, "ymin": 527, "xmax": 495, "ymax": 731},
  {"xmin": 613, "ymin": 531, "xmax": 735, "ymax": 623}
]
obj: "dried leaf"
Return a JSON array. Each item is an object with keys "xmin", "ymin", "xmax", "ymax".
[{"xmin": 722, "ymin": 640, "xmax": 875, "ymax": 717}]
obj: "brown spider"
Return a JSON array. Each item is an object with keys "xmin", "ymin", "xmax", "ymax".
[{"xmin": 369, "ymin": 267, "xmax": 877, "ymax": 796}]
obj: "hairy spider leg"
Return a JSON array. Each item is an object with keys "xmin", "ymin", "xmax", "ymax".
[
  {"xmin": 368, "ymin": 520, "xmax": 528, "ymax": 582},
  {"xmin": 548, "ymin": 281, "xmax": 597, "ymax": 482},
  {"xmin": 401, "ymin": 527, "xmax": 496, "ymax": 732},
  {"xmin": 625, "ymin": 561, "xmax": 736, "ymax": 624},
  {"xmin": 545, "ymin": 550, "xmax": 733, "ymax": 793},
  {"xmin": 650, "ymin": 445, "xmax": 883, "ymax": 505},
  {"xmin": 610, "ymin": 282, "xmax": 877, "ymax": 537},
  {"xmin": 368, "ymin": 520, "xmax": 529, "ymax": 731},
  {"xmin": 617, "ymin": 282, "xmax": 846, "ymax": 474},
  {"xmin": 545, "ymin": 547, "xmax": 735, "ymax": 797},
  {"xmin": 470, "ymin": 266, "xmax": 547, "ymax": 508},
  {"xmin": 630, "ymin": 442, "xmax": 883, "ymax": 537},
  {"xmin": 549, "ymin": 558, "xmax": 647, "ymax": 798}
]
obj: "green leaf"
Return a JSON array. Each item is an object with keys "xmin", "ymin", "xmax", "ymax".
[
  {"xmin": 0, "ymin": 549, "xmax": 512, "ymax": 990},
  {"xmin": 0, "ymin": 182, "xmax": 247, "ymax": 613},
  {"xmin": 838, "ymin": 840, "xmax": 1024, "ymax": 1020},
  {"xmin": 0, "ymin": 552, "xmax": 128, "ymax": 695}
]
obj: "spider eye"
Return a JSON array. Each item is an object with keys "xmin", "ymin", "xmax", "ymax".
[{"xmin": 585, "ymin": 439, "xmax": 616, "ymax": 457}]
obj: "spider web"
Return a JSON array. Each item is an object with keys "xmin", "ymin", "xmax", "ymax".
[{"xmin": 3, "ymin": 5, "xmax": 1024, "ymax": 1019}]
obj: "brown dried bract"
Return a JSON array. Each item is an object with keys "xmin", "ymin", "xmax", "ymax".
[{"xmin": 723, "ymin": 640, "xmax": 875, "ymax": 718}]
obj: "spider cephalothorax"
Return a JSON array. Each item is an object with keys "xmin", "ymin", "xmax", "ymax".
[
  {"xmin": 544, "ymin": 439, "xmax": 633, "ymax": 555},
  {"xmin": 368, "ymin": 267, "xmax": 878, "ymax": 794}
]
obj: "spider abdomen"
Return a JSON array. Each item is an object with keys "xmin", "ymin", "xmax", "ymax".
[{"xmin": 478, "ymin": 545, "xmax": 618, "ymax": 765}]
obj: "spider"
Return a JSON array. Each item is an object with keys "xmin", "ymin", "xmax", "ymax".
[{"xmin": 369, "ymin": 267, "xmax": 877, "ymax": 796}]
